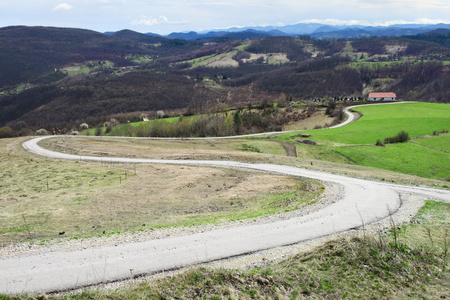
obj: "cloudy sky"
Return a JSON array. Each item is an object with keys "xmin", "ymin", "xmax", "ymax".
[{"xmin": 1, "ymin": 0, "xmax": 450, "ymax": 35}]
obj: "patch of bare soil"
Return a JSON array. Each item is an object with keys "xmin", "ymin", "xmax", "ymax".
[{"xmin": 273, "ymin": 141, "xmax": 297, "ymax": 157}]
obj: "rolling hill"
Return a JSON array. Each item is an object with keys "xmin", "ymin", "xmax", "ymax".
[{"xmin": 0, "ymin": 25, "xmax": 449, "ymax": 134}]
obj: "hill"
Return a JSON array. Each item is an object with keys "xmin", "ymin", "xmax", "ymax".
[
  {"xmin": 112, "ymin": 29, "xmax": 168, "ymax": 43},
  {"xmin": 1, "ymin": 26, "xmax": 449, "ymax": 134},
  {"xmin": 0, "ymin": 26, "xmax": 152, "ymax": 88},
  {"xmin": 168, "ymin": 29, "xmax": 272, "ymax": 41},
  {"xmin": 1, "ymin": 72, "xmax": 221, "ymax": 128}
]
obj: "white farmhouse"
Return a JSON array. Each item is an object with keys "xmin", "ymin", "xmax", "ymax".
[{"xmin": 368, "ymin": 92, "xmax": 397, "ymax": 101}]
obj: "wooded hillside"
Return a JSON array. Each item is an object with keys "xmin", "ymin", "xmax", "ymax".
[{"xmin": 1, "ymin": 26, "xmax": 449, "ymax": 133}]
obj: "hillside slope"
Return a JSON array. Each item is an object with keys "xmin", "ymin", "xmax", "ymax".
[
  {"xmin": 0, "ymin": 26, "xmax": 154, "ymax": 87},
  {"xmin": 1, "ymin": 27, "xmax": 449, "ymax": 132}
]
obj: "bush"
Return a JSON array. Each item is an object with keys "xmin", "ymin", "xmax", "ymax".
[
  {"xmin": 384, "ymin": 131, "xmax": 410, "ymax": 144},
  {"xmin": 375, "ymin": 139, "xmax": 385, "ymax": 147},
  {"xmin": 0, "ymin": 126, "xmax": 14, "ymax": 138},
  {"xmin": 95, "ymin": 127, "xmax": 102, "ymax": 136},
  {"xmin": 35, "ymin": 128, "xmax": 48, "ymax": 135},
  {"xmin": 79, "ymin": 123, "xmax": 89, "ymax": 130},
  {"xmin": 433, "ymin": 129, "xmax": 448, "ymax": 136},
  {"xmin": 104, "ymin": 118, "xmax": 119, "ymax": 134}
]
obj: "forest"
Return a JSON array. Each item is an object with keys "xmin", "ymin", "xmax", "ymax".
[{"xmin": 0, "ymin": 26, "xmax": 449, "ymax": 136}]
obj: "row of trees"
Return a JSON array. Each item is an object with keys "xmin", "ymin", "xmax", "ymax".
[{"xmin": 105, "ymin": 107, "xmax": 307, "ymax": 138}]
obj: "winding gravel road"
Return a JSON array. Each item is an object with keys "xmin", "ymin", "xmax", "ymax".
[{"xmin": 1, "ymin": 104, "xmax": 449, "ymax": 295}]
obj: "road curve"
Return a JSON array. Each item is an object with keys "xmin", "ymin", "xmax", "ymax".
[{"xmin": 2, "ymin": 103, "xmax": 449, "ymax": 294}]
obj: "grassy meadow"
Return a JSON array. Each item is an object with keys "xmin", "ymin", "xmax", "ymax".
[
  {"xmin": 277, "ymin": 102, "xmax": 450, "ymax": 181},
  {"xmin": 292, "ymin": 102, "xmax": 450, "ymax": 145},
  {"xmin": 334, "ymin": 140, "xmax": 450, "ymax": 180}
]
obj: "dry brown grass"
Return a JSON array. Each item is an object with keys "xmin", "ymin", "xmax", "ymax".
[
  {"xmin": 0, "ymin": 137, "xmax": 320, "ymax": 246},
  {"xmin": 2, "ymin": 130, "xmax": 444, "ymax": 247},
  {"xmin": 40, "ymin": 136, "xmax": 287, "ymax": 161},
  {"xmin": 42, "ymin": 135, "xmax": 446, "ymax": 187}
]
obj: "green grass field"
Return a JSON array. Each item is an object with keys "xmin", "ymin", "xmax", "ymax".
[
  {"xmin": 81, "ymin": 116, "xmax": 183, "ymax": 136},
  {"xmin": 301, "ymin": 102, "xmax": 450, "ymax": 145},
  {"xmin": 277, "ymin": 102, "xmax": 450, "ymax": 180},
  {"xmin": 411, "ymin": 133, "xmax": 450, "ymax": 152},
  {"xmin": 334, "ymin": 139, "xmax": 450, "ymax": 180}
]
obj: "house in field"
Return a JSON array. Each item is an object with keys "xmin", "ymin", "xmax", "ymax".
[{"xmin": 368, "ymin": 92, "xmax": 397, "ymax": 101}]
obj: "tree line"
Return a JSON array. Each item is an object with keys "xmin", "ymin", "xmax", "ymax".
[{"xmin": 104, "ymin": 106, "xmax": 308, "ymax": 138}]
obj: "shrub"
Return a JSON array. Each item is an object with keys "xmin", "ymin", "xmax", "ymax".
[
  {"xmin": 332, "ymin": 106, "xmax": 345, "ymax": 123},
  {"xmin": 375, "ymin": 139, "xmax": 385, "ymax": 147},
  {"xmin": 0, "ymin": 126, "xmax": 14, "ymax": 138},
  {"xmin": 95, "ymin": 127, "xmax": 102, "ymax": 136},
  {"xmin": 384, "ymin": 131, "xmax": 410, "ymax": 144},
  {"xmin": 433, "ymin": 129, "xmax": 448, "ymax": 136},
  {"xmin": 104, "ymin": 118, "xmax": 119, "ymax": 134},
  {"xmin": 79, "ymin": 123, "xmax": 89, "ymax": 130},
  {"xmin": 35, "ymin": 128, "xmax": 48, "ymax": 135},
  {"xmin": 325, "ymin": 100, "xmax": 336, "ymax": 116}
]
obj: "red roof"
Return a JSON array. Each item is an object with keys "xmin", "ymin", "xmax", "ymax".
[{"xmin": 369, "ymin": 92, "xmax": 396, "ymax": 98}]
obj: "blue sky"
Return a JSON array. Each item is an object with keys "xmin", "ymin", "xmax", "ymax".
[{"xmin": 1, "ymin": 0, "xmax": 450, "ymax": 35}]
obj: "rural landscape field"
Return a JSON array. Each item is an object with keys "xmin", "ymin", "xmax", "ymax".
[
  {"xmin": 0, "ymin": 12, "xmax": 450, "ymax": 300},
  {"xmin": 1, "ymin": 101, "xmax": 449, "ymax": 298}
]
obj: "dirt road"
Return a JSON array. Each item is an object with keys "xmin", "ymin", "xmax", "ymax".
[{"xmin": 0, "ymin": 132, "xmax": 448, "ymax": 294}]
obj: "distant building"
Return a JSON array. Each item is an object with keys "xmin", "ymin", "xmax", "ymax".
[{"xmin": 368, "ymin": 92, "xmax": 397, "ymax": 101}]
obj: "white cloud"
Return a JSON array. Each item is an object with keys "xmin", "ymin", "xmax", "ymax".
[
  {"xmin": 52, "ymin": 3, "xmax": 73, "ymax": 11},
  {"xmin": 299, "ymin": 19, "xmax": 369, "ymax": 26},
  {"xmin": 131, "ymin": 15, "xmax": 169, "ymax": 26},
  {"xmin": 298, "ymin": 18, "xmax": 450, "ymax": 27}
]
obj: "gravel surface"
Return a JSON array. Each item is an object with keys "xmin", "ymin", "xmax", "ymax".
[{"xmin": 50, "ymin": 191, "xmax": 429, "ymax": 295}]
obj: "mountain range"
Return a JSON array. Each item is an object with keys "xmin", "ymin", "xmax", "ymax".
[{"xmin": 108, "ymin": 22, "xmax": 450, "ymax": 41}]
